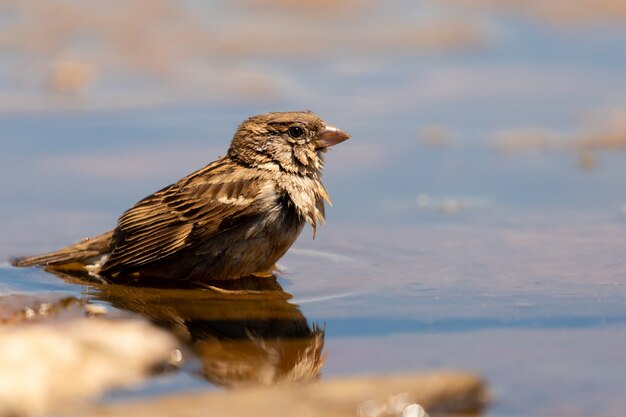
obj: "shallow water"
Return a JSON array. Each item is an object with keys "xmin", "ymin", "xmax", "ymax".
[{"xmin": 2, "ymin": 1, "xmax": 626, "ymax": 416}]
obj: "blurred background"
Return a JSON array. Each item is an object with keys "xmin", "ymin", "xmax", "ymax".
[
  {"xmin": 2, "ymin": 1, "xmax": 626, "ymax": 416},
  {"xmin": 2, "ymin": 0, "xmax": 626, "ymax": 235},
  {"xmin": 2, "ymin": 0, "xmax": 626, "ymax": 231}
]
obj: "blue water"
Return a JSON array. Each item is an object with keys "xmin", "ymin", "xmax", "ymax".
[{"xmin": 2, "ymin": 2, "xmax": 626, "ymax": 415}]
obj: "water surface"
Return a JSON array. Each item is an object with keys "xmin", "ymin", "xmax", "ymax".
[{"xmin": 2, "ymin": 2, "xmax": 626, "ymax": 415}]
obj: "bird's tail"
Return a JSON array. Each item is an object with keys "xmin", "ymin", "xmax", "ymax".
[{"xmin": 12, "ymin": 230, "xmax": 115, "ymax": 268}]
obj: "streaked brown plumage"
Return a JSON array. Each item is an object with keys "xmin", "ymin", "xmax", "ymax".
[{"xmin": 13, "ymin": 111, "xmax": 350, "ymax": 282}]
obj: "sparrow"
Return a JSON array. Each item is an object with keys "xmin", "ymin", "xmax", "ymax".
[{"xmin": 13, "ymin": 111, "xmax": 350, "ymax": 282}]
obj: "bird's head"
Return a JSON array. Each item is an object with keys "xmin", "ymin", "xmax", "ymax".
[{"xmin": 228, "ymin": 111, "xmax": 350, "ymax": 175}]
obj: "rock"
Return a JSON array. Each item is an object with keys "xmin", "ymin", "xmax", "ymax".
[
  {"xmin": 0, "ymin": 312, "xmax": 179, "ymax": 417},
  {"xmin": 0, "ymin": 294, "xmax": 86, "ymax": 324},
  {"xmin": 77, "ymin": 371, "xmax": 487, "ymax": 417}
]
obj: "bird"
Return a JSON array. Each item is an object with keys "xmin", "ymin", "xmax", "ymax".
[{"xmin": 12, "ymin": 111, "xmax": 350, "ymax": 282}]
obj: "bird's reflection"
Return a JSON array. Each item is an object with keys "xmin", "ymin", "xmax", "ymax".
[{"xmin": 45, "ymin": 269, "xmax": 325, "ymax": 388}]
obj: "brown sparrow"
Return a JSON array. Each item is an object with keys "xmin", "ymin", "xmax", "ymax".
[{"xmin": 13, "ymin": 111, "xmax": 350, "ymax": 282}]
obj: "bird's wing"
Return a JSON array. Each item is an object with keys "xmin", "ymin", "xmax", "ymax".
[{"xmin": 100, "ymin": 158, "xmax": 270, "ymax": 276}]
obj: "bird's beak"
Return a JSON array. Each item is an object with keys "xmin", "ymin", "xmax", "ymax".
[{"xmin": 315, "ymin": 125, "xmax": 351, "ymax": 148}]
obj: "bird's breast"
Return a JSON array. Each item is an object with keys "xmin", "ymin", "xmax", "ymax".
[{"xmin": 276, "ymin": 173, "xmax": 326, "ymax": 227}]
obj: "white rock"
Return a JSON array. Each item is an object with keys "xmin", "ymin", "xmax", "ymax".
[{"xmin": 0, "ymin": 318, "xmax": 178, "ymax": 417}]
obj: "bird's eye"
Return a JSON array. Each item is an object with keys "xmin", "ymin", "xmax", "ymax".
[{"xmin": 288, "ymin": 125, "xmax": 305, "ymax": 138}]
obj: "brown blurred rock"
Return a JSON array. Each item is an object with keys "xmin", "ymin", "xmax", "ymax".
[
  {"xmin": 491, "ymin": 128, "xmax": 558, "ymax": 152},
  {"xmin": 48, "ymin": 59, "xmax": 98, "ymax": 94},
  {"xmin": 0, "ymin": 318, "xmax": 179, "ymax": 417},
  {"xmin": 577, "ymin": 150, "xmax": 598, "ymax": 170},
  {"xmin": 0, "ymin": 294, "xmax": 86, "ymax": 324},
  {"xmin": 444, "ymin": 0, "xmax": 626, "ymax": 23},
  {"xmin": 0, "ymin": 0, "xmax": 485, "ymax": 111},
  {"xmin": 491, "ymin": 108, "xmax": 626, "ymax": 170},
  {"xmin": 77, "ymin": 372, "xmax": 487, "ymax": 417},
  {"xmin": 0, "ymin": 294, "xmax": 180, "ymax": 417},
  {"xmin": 418, "ymin": 125, "xmax": 454, "ymax": 147}
]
